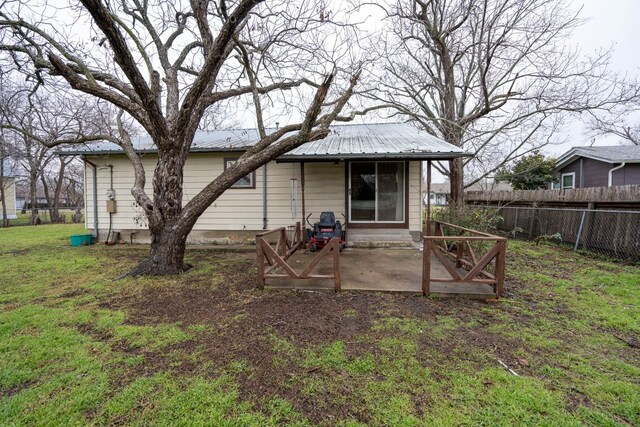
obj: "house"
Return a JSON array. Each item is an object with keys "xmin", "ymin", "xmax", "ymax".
[
  {"xmin": 424, "ymin": 183, "xmax": 450, "ymax": 206},
  {"xmin": 61, "ymin": 123, "xmax": 470, "ymax": 245},
  {"xmin": 554, "ymin": 145, "xmax": 640, "ymax": 189},
  {"xmin": 423, "ymin": 180, "xmax": 512, "ymax": 206},
  {"xmin": 0, "ymin": 159, "xmax": 17, "ymax": 220},
  {"xmin": 13, "ymin": 181, "xmax": 70, "ymax": 211}
]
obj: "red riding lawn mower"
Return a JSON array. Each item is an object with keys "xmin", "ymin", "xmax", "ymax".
[{"xmin": 306, "ymin": 212, "xmax": 347, "ymax": 252}]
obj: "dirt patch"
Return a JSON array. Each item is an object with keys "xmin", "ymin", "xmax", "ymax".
[
  {"xmin": 101, "ymin": 249, "xmax": 518, "ymax": 424},
  {"xmin": 0, "ymin": 380, "xmax": 37, "ymax": 399},
  {"xmin": 85, "ymin": 247, "xmax": 639, "ymax": 425}
]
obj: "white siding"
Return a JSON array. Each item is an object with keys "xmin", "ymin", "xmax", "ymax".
[
  {"xmin": 409, "ymin": 161, "xmax": 421, "ymax": 232},
  {"xmin": 0, "ymin": 177, "xmax": 16, "ymax": 219},
  {"xmin": 303, "ymin": 162, "xmax": 346, "ymax": 224},
  {"xmin": 83, "ymin": 154, "xmax": 422, "ymax": 238}
]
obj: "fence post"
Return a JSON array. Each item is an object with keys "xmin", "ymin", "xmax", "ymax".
[
  {"xmin": 256, "ymin": 238, "xmax": 265, "ymax": 289},
  {"xmin": 514, "ymin": 207, "xmax": 519, "ymax": 232},
  {"xmin": 422, "ymin": 237, "xmax": 432, "ymax": 296},
  {"xmin": 574, "ymin": 209, "xmax": 587, "ymax": 251},
  {"xmin": 332, "ymin": 238, "xmax": 341, "ymax": 292},
  {"xmin": 495, "ymin": 240, "xmax": 506, "ymax": 297},
  {"xmin": 456, "ymin": 240, "xmax": 464, "ymax": 268}
]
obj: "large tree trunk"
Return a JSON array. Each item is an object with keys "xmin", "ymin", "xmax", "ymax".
[
  {"xmin": 124, "ymin": 227, "xmax": 190, "ymax": 276},
  {"xmin": 449, "ymin": 157, "xmax": 464, "ymax": 209},
  {"xmin": 124, "ymin": 146, "xmax": 191, "ymax": 277}
]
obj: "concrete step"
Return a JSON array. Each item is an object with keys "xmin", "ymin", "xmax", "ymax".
[{"xmin": 347, "ymin": 228, "xmax": 416, "ymax": 248}]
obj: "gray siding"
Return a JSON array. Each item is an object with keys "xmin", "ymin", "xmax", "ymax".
[
  {"xmin": 556, "ymin": 158, "xmax": 636, "ymax": 188},
  {"xmin": 612, "ymin": 163, "xmax": 640, "ymax": 186}
]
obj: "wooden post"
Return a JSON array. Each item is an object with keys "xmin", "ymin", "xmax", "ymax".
[
  {"xmin": 278, "ymin": 228, "xmax": 288, "ymax": 257},
  {"xmin": 422, "ymin": 237, "xmax": 432, "ymax": 296},
  {"xmin": 256, "ymin": 237, "xmax": 265, "ymax": 289},
  {"xmin": 434, "ymin": 221, "xmax": 442, "ymax": 236},
  {"xmin": 300, "ymin": 162, "xmax": 306, "ymax": 243},
  {"xmin": 332, "ymin": 238, "xmax": 341, "ymax": 292},
  {"xmin": 295, "ymin": 221, "xmax": 302, "ymax": 249},
  {"xmin": 495, "ymin": 240, "xmax": 507, "ymax": 297},
  {"xmin": 456, "ymin": 239, "xmax": 464, "ymax": 268},
  {"xmin": 426, "ymin": 160, "xmax": 432, "ymax": 235}
]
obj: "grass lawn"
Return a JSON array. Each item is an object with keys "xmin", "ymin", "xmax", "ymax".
[{"xmin": 1, "ymin": 224, "xmax": 638, "ymax": 426}]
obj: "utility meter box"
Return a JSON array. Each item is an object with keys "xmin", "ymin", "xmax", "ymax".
[
  {"xmin": 106, "ymin": 200, "xmax": 117, "ymax": 213},
  {"xmin": 106, "ymin": 189, "xmax": 116, "ymax": 200}
]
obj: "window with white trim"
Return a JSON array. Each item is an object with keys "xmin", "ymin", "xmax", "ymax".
[
  {"xmin": 224, "ymin": 158, "xmax": 255, "ymax": 189},
  {"xmin": 561, "ymin": 172, "xmax": 575, "ymax": 189}
]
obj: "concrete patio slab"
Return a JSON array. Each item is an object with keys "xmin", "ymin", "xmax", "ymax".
[{"xmin": 265, "ymin": 248, "xmax": 496, "ymax": 298}]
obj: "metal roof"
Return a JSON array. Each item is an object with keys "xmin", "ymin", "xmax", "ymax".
[
  {"xmin": 556, "ymin": 145, "xmax": 640, "ymax": 169},
  {"xmin": 59, "ymin": 122, "xmax": 470, "ymax": 160}
]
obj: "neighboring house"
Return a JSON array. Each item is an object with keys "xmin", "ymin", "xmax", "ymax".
[
  {"xmin": 554, "ymin": 145, "xmax": 640, "ymax": 189},
  {"xmin": 0, "ymin": 159, "xmax": 17, "ymax": 220},
  {"xmin": 424, "ymin": 183, "xmax": 450, "ymax": 206},
  {"xmin": 14, "ymin": 181, "xmax": 69, "ymax": 211},
  {"xmin": 423, "ymin": 180, "xmax": 513, "ymax": 206},
  {"xmin": 61, "ymin": 123, "xmax": 470, "ymax": 245}
]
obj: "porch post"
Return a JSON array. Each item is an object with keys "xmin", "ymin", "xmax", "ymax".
[
  {"xmin": 426, "ymin": 160, "xmax": 432, "ymax": 235},
  {"xmin": 300, "ymin": 162, "xmax": 306, "ymax": 243}
]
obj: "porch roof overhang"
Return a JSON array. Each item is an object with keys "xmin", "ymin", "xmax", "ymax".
[
  {"xmin": 58, "ymin": 123, "xmax": 471, "ymax": 161},
  {"xmin": 276, "ymin": 152, "xmax": 469, "ymax": 162}
]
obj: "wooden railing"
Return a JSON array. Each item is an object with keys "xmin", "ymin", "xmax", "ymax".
[
  {"xmin": 422, "ymin": 221, "xmax": 506, "ymax": 297},
  {"xmin": 256, "ymin": 222, "xmax": 341, "ymax": 291}
]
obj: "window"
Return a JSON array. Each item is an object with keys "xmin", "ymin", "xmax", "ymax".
[
  {"xmin": 224, "ymin": 158, "xmax": 255, "ymax": 189},
  {"xmin": 561, "ymin": 172, "xmax": 575, "ymax": 189},
  {"xmin": 349, "ymin": 161, "xmax": 405, "ymax": 223}
]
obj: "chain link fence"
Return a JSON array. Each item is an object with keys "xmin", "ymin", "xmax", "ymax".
[{"xmin": 467, "ymin": 205, "xmax": 640, "ymax": 261}]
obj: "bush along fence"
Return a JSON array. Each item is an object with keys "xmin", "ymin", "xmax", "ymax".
[{"xmin": 468, "ymin": 205, "xmax": 640, "ymax": 261}]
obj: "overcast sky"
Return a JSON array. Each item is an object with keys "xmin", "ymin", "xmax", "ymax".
[{"xmin": 549, "ymin": 0, "xmax": 640, "ymax": 156}]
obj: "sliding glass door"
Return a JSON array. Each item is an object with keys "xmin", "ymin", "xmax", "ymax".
[{"xmin": 349, "ymin": 161, "xmax": 405, "ymax": 223}]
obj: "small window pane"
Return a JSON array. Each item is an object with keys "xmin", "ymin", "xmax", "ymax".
[
  {"xmin": 225, "ymin": 159, "xmax": 254, "ymax": 188},
  {"xmin": 562, "ymin": 174, "xmax": 574, "ymax": 189}
]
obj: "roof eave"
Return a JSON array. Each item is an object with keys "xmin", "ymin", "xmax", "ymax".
[
  {"xmin": 62, "ymin": 148, "xmax": 472, "ymax": 160},
  {"xmin": 277, "ymin": 152, "xmax": 472, "ymax": 162},
  {"xmin": 556, "ymin": 152, "xmax": 640, "ymax": 169},
  {"xmin": 61, "ymin": 146, "xmax": 254, "ymax": 156}
]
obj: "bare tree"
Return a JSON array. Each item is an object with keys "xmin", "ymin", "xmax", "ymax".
[
  {"xmin": 585, "ymin": 83, "xmax": 640, "ymax": 145},
  {"xmin": 368, "ymin": 0, "xmax": 635, "ymax": 206},
  {"xmin": 40, "ymin": 155, "xmax": 79, "ymax": 222},
  {"xmin": 0, "ymin": 0, "xmax": 363, "ymax": 275},
  {"xmin": 0, "ymin": 82, "xmax": 102, "ymax": 224}
]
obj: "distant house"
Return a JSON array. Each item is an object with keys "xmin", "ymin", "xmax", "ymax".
[
  {"xmin": 13, "ymin": 181, "xmax": 69, "ymax": 211},
  {"xmin": 424, "ymin": 183, "xmax": 450, "ymax": 206},
  {"xmin": 0, "ymin": 159, "xmax": 17, "ymax": 220},
  {"xmin": 423, "ymin": 180, "xmax": 512, "ymax": 206},
  {"xmin": 554, "ymin": 145, "xmax": 640, "ymax": 189}
]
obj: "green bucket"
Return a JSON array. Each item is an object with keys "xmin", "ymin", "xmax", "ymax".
[{"xmin": 70, "ymin": 234, "xmax": 93, "ymax": 247}]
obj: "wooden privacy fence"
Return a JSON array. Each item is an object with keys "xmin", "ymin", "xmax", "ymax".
[
  {"xmin": 466, "ymin": 184, "xmax": 640, "ymax": 207},
  {"xmin": 423, "ymin": 221, "xmax": 506, "ymax": 297},
  {"xmin": 256, "ymin": 222, "xmax": 341, "ymax": 291}
]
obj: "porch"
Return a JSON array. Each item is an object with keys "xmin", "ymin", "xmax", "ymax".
[
  {"xmin": 256, "ymin": 221, "xmax": 506, "ymax": 299},
  {"xmin": 264, "ymin": 248, "xmax": 497, "ymax": 298}
]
